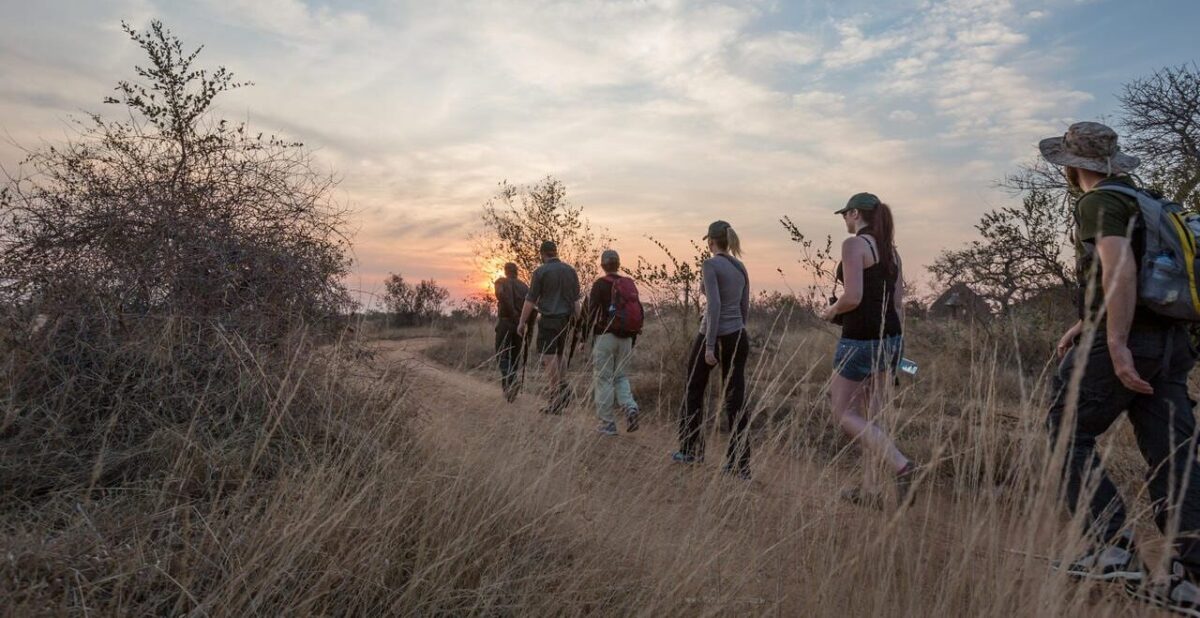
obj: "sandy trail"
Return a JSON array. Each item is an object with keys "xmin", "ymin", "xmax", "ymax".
[{"xmin": 366, "ymin": 337, "xmax": 1141, "ymax": 616}]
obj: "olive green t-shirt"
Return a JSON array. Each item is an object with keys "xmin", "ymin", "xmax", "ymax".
[{"xmin": 1073, "ymin": 175, "xmax": 1155, "ymax": 323}]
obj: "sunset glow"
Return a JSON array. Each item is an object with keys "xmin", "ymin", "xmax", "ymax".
[{"xmin": 1, "ymin": 2, "xmax": 1195, "ymax": 307}]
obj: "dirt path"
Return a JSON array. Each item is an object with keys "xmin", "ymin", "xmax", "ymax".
[{"xmin": 367, "ymin": 337, "xmax": 1144, "ymax": 616}]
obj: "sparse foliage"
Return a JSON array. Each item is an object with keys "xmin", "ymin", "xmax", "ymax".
[
  {"xmin": 631, "ymin": 236, "xmax": 710, "ymax": 317},
  {"xmin": 0, "ymin": 21, "xmax": 353, "ymax": 341},
  {"xmin": 383, "ymin": 273, "xmax": 449, "ymax": 325},
  {"xmin": 1120, "ymin": 63, "xmax": 1200, "ymax": 209},
  {"xmin": 473, "ymin": 176, "xmax": 612, "ymax": 286},
  {"xmin": 929, "ymin": 188, "xmax": 1074, "ymax": 313},
  {"xmin": 780, "ymin": 216, "xmax": 838, "ymax": 305}
]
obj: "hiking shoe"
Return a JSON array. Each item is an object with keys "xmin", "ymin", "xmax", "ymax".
[
  {"xmin": 596, "ymin": 421, "xmax": 618, "ymax": 436},
  {"xmin": 624, "ymin": 406, "xmax": 640, "ymax": 432},
  {"xmin": 1051, "ymin": 541, "xmax": 1143, "ymax": 582},
  {"xmin": 840, "ymin": 486, "xmax": 884, "ymax": 509},
  {"xmin": 503, "ymin": 384, "xmax": 520, "ymax": 403},
  {"xmin": 539, "ymin": 404, "xmax": 564, "ymax": 416},
  {"xmin": 1126, "ymin": 562, "xmax": 1200, "ymax": 616},
  {"xmin": 670, "ymin": 451, "xmax": 703, "ymax": 465},
  {"xmin": 721, "ymin": 463, "xmax": 752, "ymax": 481}
]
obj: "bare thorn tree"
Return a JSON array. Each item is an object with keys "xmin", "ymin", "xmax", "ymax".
[
  {"xmin": 1120, "ymin": 63, "xmax": 1200, "ymax": 208},
  {"xmin": 0, "ymin": 20, "xmax": 353, "ymax": 342},
  {"xmin": 929, "ymin": 188, "xmax": 1074, "ymax": 313},
  {"xmin": 472, "ymin": 176, "xmax": 612, "ymax": 285},
  {"xmin": 631, "ymin": 235, "xmax": 710, "ymax": 318}
]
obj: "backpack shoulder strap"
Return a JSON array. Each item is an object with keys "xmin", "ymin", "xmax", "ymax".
[{"xmin": 1091, "ymin": 184, "xmax": 1142, "ymax": 199}]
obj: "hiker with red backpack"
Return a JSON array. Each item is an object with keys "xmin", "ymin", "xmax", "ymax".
[
  {"xmin": 1039, "ymin": 121, "xmax": 1200, "ymax": 614},
  {"xmin": 586, "ymin": 249, "xmax": 642, "ymax": 436},
  {"xmin": 671, "ymin": 221, "xmax": 753, "ymax": 480}
]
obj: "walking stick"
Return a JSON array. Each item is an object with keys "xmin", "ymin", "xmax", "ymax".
[{"xmin": 520, "ymin": 316, "xmax": 533, "ymax": 387}]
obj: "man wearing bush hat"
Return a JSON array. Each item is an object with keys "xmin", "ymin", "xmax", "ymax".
[{"xmin": 1041, "ymin": 121, "xmax": 1200, "ymax": 613}]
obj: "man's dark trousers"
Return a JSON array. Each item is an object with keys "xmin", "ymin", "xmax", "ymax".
[
  {"xmin": 1048, "ymin": 322, "xmax": 1200, "ymax": 576},
  {"xmin": 495, "ymin": 318, "xmax": 522, "ymax": 393}
]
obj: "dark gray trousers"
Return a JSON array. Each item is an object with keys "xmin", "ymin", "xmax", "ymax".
[{"xmin": 1048, "ymin": 322, "xmax": 1200, "ymax": 577}]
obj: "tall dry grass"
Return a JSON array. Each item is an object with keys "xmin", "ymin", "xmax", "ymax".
[
  {"xmin": 1, "ymin": 306, "xmax": 1182, "ymax": 616},
  {"xmin": 414, "ymin": 307, "xmax": 1174, "ymax": 616}
]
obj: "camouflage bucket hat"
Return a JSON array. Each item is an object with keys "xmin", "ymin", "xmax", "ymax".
[{"xmin": 1038, "ymin": 121, "xmax": 1140, "ymax": 175}]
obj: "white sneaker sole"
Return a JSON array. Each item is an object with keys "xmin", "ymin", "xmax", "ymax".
[
  {"xmin": 1125, "ymin": 582, "xmax": 1200, "ymax": 617},
  {"xmin": 1064, "ymin": 567, "xmax": 1144, "ymax": 582}
]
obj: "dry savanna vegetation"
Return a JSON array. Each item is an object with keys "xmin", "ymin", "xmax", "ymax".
[{"xmin": 3, "ymin": 20, "xmax": 1198, "ymax": 618}]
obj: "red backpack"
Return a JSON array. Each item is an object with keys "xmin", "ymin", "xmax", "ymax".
[{"xmin": 605, "ymin": 274, "xmax": 644, "ymax": 337}]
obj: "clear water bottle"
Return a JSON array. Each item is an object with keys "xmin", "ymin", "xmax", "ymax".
[{"xmin": 1146, "ymin": 251, "xmax": 1179, "ymax": 303}]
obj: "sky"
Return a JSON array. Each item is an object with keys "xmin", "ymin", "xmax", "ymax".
[{"xmin": 2, "ymin": 0, "xmax": 1199, "ymax": 307}]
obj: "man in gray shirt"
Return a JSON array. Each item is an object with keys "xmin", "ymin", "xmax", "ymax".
[{"xmin": 518, "ymin": 240, "xmax": 580, "ymax": 414}]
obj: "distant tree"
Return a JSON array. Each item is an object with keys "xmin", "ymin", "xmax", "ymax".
[
  {"xmin": 473, "ymin": 176, "xmax": 612, "ymax": 286},
  {"xmin": 631, "ymin": 236, "xmax": 710, "ymax": 318},
  {"xmin": 455, "ymin": 291, "xmax": 495, "ymax": 320},
  {"xmin": 0, "ymin": 21, "xmax": 352, "ymax": 341},
  {"xmin": 929, "ymin": 188, "xmax": 1074, "ymax": 313},
  {"xmin": 383, "ymin": 273, "xmax": 448, "ymax": 325},
  {"xmin": 414, "ymin": 280, "xmax": 450, "ymax": 319}
]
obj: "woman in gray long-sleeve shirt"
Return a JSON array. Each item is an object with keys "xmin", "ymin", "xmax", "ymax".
[{"xmin": 671, "ymin": 220, "xmax": 753, "ymax": 480}]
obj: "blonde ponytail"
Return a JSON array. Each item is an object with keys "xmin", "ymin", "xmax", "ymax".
[{"xmin": 724, "ymin": 228, "xmax": 743, "ymax": 258}]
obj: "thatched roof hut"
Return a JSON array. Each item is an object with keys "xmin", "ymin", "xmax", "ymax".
[{"xmin": 930, "ymin": 283, "xmax": 990, "ymax": 321}]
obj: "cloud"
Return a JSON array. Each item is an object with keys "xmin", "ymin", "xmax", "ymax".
[
  {"xmin": 858, "ymin": 0, "xmax": 1092, "ymax": 152},
  {"xmin": 822, "ymin": 18, "xmax": 911, "ymax": 69},
  {"xmin": 0, "ymin": 0, "xmax": 1120, "ymax": 302}
]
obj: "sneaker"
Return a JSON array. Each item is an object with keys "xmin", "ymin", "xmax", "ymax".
[
  {"xmin": 1051, "ymin": 540, "xmax": 1143, "ymax": 582},
  {"xmin": 670, "ymin": 451, "xmax": 703, "ymax": 465},
  {"xmin": 721, "ymin": 462, "xmax": 752, "ymax": 481},
  {"xmin": 596, "ymin": 421, "xmax": 618, "ymax": 436},
  {"xmin": 1126, "ymin": 562, "xmax": 1200, "ymax": 617},
  {"xmin": 840, "ymin": 486, "xmax": 884, "ymax": 509},
  {"xmin": 624, "ymin": 406, "xmax": 639, "ymax": 433},
  {"xmin": 503, "ymin": 383, "xmax": 520, "ymax": 403}
]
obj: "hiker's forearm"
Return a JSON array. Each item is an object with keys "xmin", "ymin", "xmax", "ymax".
[
  {"xmin": 1098, "ymin": 237, "xmax": 1137, "ymax": 347},
  {"xmin": 519, "ymin": 300, "xmax": 535, "ymax": 325}
]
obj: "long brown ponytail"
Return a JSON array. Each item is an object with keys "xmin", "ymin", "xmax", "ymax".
[{"xmin": 861, "ymin": 203, "xmax": 896, "ymax": 277}]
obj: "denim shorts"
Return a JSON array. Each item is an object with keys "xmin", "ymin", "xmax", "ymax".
[{"xmin": 833, "ymin": 335, "xmax": 903, "ymax": 382}]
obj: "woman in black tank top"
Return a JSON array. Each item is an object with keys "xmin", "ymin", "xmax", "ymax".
[{"xmin": 821, "ymin": 193, "xmax": 916, "ymax": 503}]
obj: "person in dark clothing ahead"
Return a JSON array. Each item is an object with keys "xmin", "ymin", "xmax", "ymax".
[
  {"xmin": 494, "ymin": 262, "xmax": 530, "ymax": 403},
  {"xmin": 671, "ymin": 220, "xmax": 753, "ymax": 481},
  {"xmin": 517, "ymin": 240, "xmax": 581, "ymax": 415}
]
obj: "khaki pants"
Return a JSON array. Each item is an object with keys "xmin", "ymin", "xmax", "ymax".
[{"xmin": 592, "ymin": 333, "xmax": 637, "ymax": 423}]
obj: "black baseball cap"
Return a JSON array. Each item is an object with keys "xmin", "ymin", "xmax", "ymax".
[
  {"xmin": 539, "ymin": 240, "xmax": 557, "ymax": 254},
  {"xmin": 703, "ymin": 220, "xmax": 731, "ymax": 240},
  {"xmin": 834, "ymin": 192, "xmax": 881, "ymax": 215}
]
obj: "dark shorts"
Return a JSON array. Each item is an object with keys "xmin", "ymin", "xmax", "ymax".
[
  {"xmin": 834, "ymin": 335, "xmax": 902, "ymax": 382},
  {"xmin": 537, "ymin": 315, "xmax": 571, "ymax": 356}
]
